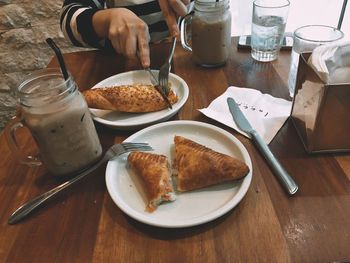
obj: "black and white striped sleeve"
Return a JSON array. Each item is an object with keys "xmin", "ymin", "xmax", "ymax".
[{"xmin": 60, "ymin": 0, "xmax": 105, "ymax": 48}]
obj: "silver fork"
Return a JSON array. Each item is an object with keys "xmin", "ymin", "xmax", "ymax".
[
  {"xmin": 158, "ymin": 17, "xmax": 181, "ymax": 97},
  {"xmin": 8, "ymin": 142, "xmax": 153, "ymax": 224},
  {"xmin": 158, "ymin": 35, "xmax": 177, "ymax": 97},
  {"xmin": 145, "ymin": 67, "xmax": 173, "ymax": 109}
]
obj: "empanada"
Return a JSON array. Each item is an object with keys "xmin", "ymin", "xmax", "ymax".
[
  {"xmin": 128, "ymin": 151, "xmax": 176, "ymax": 212},
  {"xmin": 173, "ymin": 136, "xmax": 249, "ymax": 192},
  {"xmin": 83, "ymin": 84, "xmax": 178, "ymax": 112}
]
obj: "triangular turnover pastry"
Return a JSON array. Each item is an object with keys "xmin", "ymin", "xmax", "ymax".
[
  {"xmin": 128, "ymin": 151, "xmax": 176, "ymax": 212},
  {"xmin": 173, "ymin": 136, "xmax": 249, "ymax": 192}
]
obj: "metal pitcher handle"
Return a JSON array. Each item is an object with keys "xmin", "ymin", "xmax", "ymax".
[{"xmin": 180, "ymin": 12, "xmax": 193, "ymax": 52}]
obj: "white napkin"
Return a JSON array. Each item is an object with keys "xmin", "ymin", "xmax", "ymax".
[
  {"xmin": 199, "ymin": 86, "xmax": 292, "ymax": 144},
  {"xmin": 308, "ymin": 41, "xmax": 350, "ymax": 84}
]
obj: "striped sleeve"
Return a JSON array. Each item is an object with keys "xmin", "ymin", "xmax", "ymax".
[
  {"xmin": 60, "ymin": 0, "xmax": 194, "ymax": 48},
  {"xmin": 60, "ymin": 0, "xmax": 105, "ymax": 48}
]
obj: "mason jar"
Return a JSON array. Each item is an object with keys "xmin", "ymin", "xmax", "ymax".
[
  {"xmin": 5, "ymin": 68, "xmax": 103, "ymax": 176},
  {"xmin": 181, "ymin": 0, "xmax": 232, "ymax": 67}
]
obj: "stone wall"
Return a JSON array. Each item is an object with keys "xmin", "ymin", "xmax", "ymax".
[{"xmin": 0, "ymin": 0, "xmax": 85, "ymax": 131}]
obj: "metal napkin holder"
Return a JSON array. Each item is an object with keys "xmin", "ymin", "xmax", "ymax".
[{"xmin": 290, "ymin": 52, "xmax": 350, "ymax": 153}]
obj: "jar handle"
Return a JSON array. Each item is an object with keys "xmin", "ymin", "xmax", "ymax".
[
  {"xmin": 180, "ymin": 12, "xmax": 193, "ymax": 52},
  {"xmin": 4, "ymin": 115, "xmax": 42, "ymax": 166}
]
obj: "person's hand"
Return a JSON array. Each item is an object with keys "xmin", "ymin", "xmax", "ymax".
[
  {"xmin": 93, "ymin": 8, "xmax": 151, "ymax": 68},
  {"xmin": 158, "ymin": 0, "xmax": 190, "ymax": 37}
]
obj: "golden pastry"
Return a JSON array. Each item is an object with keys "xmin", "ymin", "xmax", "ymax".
[
  {"xmin": 128, "ymin": 151, "xmax": 176, "ymax": 212},
  {"xmin": 82, "ymin": 84, "xmax": 178, "ymax": 112},
  {"xmin": 173, "ymin": 135, "xmax": 250, "ymax": 192}
]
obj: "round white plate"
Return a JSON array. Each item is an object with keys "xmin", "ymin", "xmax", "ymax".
[
  {"xmin": 105, "ymin": 120, "xmax": 253, "ymax": 228},
  {"xmin": 90, "ymin": 70, "xmax": 189, "ymax": 130}
]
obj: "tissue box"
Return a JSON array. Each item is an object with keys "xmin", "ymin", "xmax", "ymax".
[{"xmin": 290, "ymin": 52, "xmax": 350, "ymax": 153}]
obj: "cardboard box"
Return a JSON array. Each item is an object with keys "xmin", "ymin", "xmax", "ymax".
[{"xmin": 290, "ymin": 52, "xmax": 350, "ymax": 153}]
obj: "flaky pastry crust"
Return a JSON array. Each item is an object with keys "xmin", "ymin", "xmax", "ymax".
[
  {"xmin": 128, "ymin": 151, "xmax": 175, "ymax": 212},
  {"xmin": 83, "ymin": 84, "xmax": 178, "ymax": 112},
  {"xmin": 173, "ymin": 136, "xmax": 249, "ymax": 192}
]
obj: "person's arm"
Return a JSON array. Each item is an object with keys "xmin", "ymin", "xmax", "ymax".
[
  {"xmin": 60, "ymin": 0, "xmax": 105, "ymax": 48},
  {"xmin": 60, "ymin": 0, "xmax": 191, "ymax": 68}
]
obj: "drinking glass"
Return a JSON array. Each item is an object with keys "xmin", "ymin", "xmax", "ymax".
[
  {"xmin": 251, "ymin": 0, "xmax": 290, "ymax": 62},
  {"xmin": 180, "ymin": 0, "xmax": 231, "ymax": 67},
  {"xmin": 4, "ymin": 68, "xmax": 102, "ymax": 176},
  {"xmin": 288, "ymin": 25, "xmax": 344, "ymax": 97}
]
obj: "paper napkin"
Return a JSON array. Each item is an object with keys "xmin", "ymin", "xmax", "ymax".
[
  {"xmin": 199, "ymin": 86, "xmax": 292, "ymax": 144},
  {"xmin": 308, "ymin": 41, "xmax": 350, "ymax": 84}
]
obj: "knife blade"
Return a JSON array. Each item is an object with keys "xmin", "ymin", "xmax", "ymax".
[{"xmin": 227, "ymin": 97, "xmax": 298, "ymax": 195}]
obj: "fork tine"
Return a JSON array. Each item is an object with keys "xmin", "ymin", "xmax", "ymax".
[
  {"xmin": 121, "ymin": 143, "xmax": 150, "ymax": 148},
  {"xmin": 124, "ymin": 146, "xmax": 153, "ymax": 151},
  {"xmin": 108, "ymin": 143, "xmax": 153, "ymax": 161},
  {"xmin": 160, "ymin": 78, "xmax": 167, "ymax": 94},
  {"xmin": 113, "ymin": 146, "xmax": 153, "ymax": 158},
  {"xmin": 121, "ymin": 142, "xmax": 149, "ymax": 146},
  {"xmin": 110, "ymin": 143, "xmax": 151, "ymax": 152},
  {"xmin": 122, "ymin": 143, "xmax": 153, "ymax": 151}
]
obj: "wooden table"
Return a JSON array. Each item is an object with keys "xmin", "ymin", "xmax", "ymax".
[{"xmin": 1, "ymin": 39, "xmax": 350, "ymax": 263}]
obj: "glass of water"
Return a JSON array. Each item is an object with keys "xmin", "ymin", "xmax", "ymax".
[
  {"xmin": 251, "ymin": 0, "xmax": 290, "ymax": 62},
  {"xmin": 287, "ymin": 25, "xmax": 344, "ymax": 98}
]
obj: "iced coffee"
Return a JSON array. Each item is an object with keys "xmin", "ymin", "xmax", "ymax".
[
  {"xmin": 180, "ymin": 0, "xmax": 231, "ymax": 67},
  {"xmin": 192, "ymin": 14, "xmax": 231, "ymax": 67},
  {"xmin": 23, "ymin": 90, "xmax": 102, "ymax": 176},
  {"xmin": 5, "ymin": 69, "xmax": 102, "ymax": 176}
]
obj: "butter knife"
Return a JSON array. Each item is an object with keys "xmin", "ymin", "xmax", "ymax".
[{"xmin": 227, "ymin": 97, "xmax": 298, "ymax": 195}]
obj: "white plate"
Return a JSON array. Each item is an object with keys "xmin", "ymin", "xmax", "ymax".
[
  {"xmin": 105, "ymin": 120, "xmax": 252, "ymax": 228},
  {"xmin": 90, "ymin": 70, "xmax": 189, "ymax": 130}
]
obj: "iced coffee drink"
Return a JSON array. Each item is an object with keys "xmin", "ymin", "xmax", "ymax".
[
  {"xmin": 180, "ymin": 0, "xmax": 231, "ymax": 67},
  {"xmin": 192, "ymin": 15, "xmax": 231, "ymax": 67},
  {"xmin": 6, "ymin": 69, "xmax": 102, "ymax": 176},
  {"xmin": 24, "ymin": 91, "xmax": 102, "ymax": 176}
]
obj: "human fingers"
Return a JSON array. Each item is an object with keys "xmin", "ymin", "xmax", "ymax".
[
  {"xmin": 109, "ymin": 30, "xmax": 131, "ymax": 58},
  {"xmin": 108, "ymin": 18, "xmax": 131, "ymax": 56},
  {"xmin": 137, "ymin": 31, "xmax": 151, "ymax": 68},
  {"xmin": 168, "ymin": 0, "xmax": 188, "ymax": 17},
  {"xmin": 107, "ymin": 9, "xmax": 149, "ymax": 62},
  {"xmin": 158, "ymin": 0, "xmax": 178, "ymax": 37},
  {"xmin": 111, "ymin": 24, "xmax": 150, "ymax": 68},
  {"xmin": 124, "ymin": 34, "xmax": 138, "ymax": 59}
]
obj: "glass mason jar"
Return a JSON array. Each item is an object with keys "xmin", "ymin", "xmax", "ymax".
[
  {"xmin": 181, "ymin": 0, "xmax": 232, "ymax": 67},
  {"xmin": 5, "ymin": 68, "xmax": 103, "ymax": 176}
]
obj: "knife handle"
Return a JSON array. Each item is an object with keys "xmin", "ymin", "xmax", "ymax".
[{"xmin": 250, "ymin": 130, "xmax": 299, "ymax": 195}]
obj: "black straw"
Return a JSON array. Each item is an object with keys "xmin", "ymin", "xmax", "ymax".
[
  {"xmin": 46, "ymin": 38, "xmax": 69, "ymax": 81},
  {"xmin": 337, "ymin": 0, "xmax": 348, "ymax": 29}
]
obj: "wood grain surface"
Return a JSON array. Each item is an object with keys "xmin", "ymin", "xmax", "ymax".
[{"xmin": 0, "ymin": 39, "xmax": 349, "ymax": 263}]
